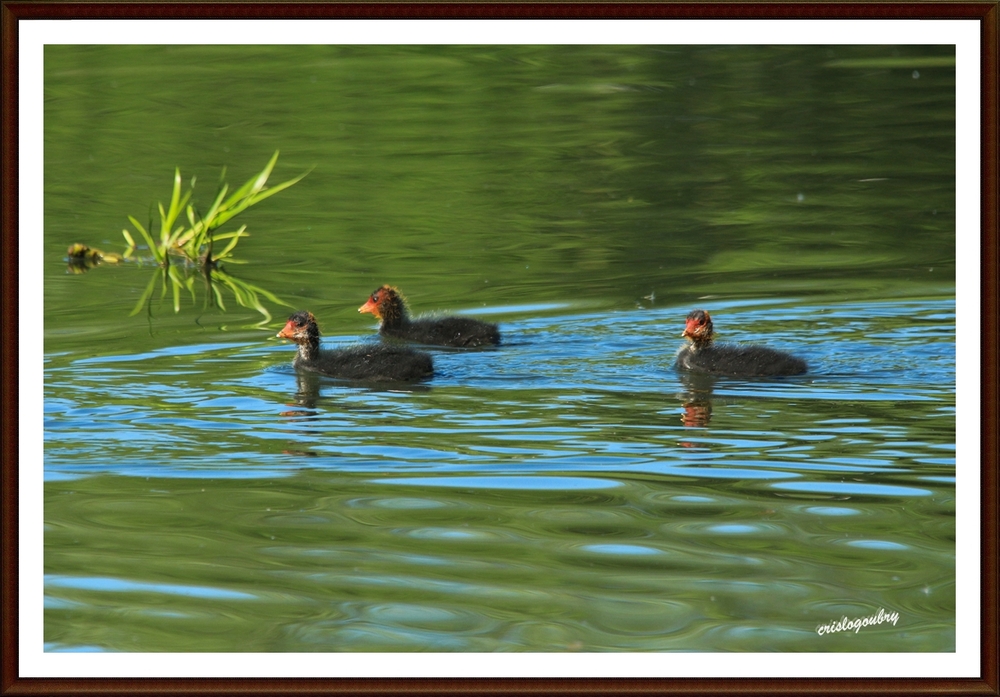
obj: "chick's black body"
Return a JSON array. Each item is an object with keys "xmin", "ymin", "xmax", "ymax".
[
  {"xmin": 278, "ymin": 311, "xmax": 433, "ymax": 382},
  {"xmin": 383, "ymin": 316, "xmax": 499, "ymax": 348},
  {"xmin": 359, "ymin": 285, "xmax": 500, "ymax": 348},
  {"xmin": 676, "ymin": 343, "xmax": 807, "ymax": 377}
]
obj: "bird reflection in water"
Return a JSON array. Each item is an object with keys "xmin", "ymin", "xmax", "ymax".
[
  {"xmin": 280, "ymin": 371, "xmax": 324, "ymax": 417},
  {"xmin": 279, "ymin": 370, "xmax": 431, "ymax": 422},
  {"xmin": 677, "ymin": 372, "xmax": 717, "ymax": 431}
]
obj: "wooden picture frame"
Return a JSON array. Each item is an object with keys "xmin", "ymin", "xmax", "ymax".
[{"xmin": 3, "ymin": 3, "xmax": 996, "ymax": 695}]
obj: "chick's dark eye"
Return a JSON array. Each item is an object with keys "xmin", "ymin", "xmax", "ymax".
[{"xmin": 295, "ymin": 319, "xmax": 305, "ymax": 327}]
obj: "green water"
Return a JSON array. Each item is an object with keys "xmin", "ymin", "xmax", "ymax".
[{"xmin": 43, "ymin": 45, "xmax": 955, "ymax": 652}]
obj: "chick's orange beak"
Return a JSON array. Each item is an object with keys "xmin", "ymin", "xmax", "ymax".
[
  {"xmin": 358, "ymin": 298, "xmax": 379, "ymax": 317},
  {"xmin": 277, "ymin": 321, "xmax": 296, "ymax": 339},
  {"xmin": 682, "ymin": 319, "xmax": 699, "ymax": 339}
]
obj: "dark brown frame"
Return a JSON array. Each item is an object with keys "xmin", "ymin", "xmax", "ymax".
[{"xmin": 2, "ymin": 3, "xmax": 996, "ymax": 695}]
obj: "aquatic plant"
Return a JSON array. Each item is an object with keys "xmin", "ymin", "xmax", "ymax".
[
  {"xmin": 129, "ymin": 263, "xmax": 288, "ymax": 323},
  {"xmin": 67, "ymin": 151, "xmax": 307, "ymax": 323},
  {"xmin": 122, "ymin": 150, "xmax": 307, "ymax": 268}
]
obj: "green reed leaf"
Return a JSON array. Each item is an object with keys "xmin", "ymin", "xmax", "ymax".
[
  {"xmin": 169, "ymin": 265, "xmax": 190, "ymax": 313},
  {"xmin": 129, "ymin": 269, "xmax": 161, "ymax": 316},
  {"xmin": 213, "ymin": 225, "xmax": 247, "ymax": 260},
  {"xmin": 128, "ymin": 216, "xmax": 163, "ymax": 263},
  {"xmin": 212, "ymin": 284, "xmax": 226, "ymax": 311}
]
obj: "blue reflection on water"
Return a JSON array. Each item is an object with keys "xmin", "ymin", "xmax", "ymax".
[
  {"xmin": 45, "ymin": 575, "xmax": 256, "ymax": 600},
  {"xmin": 805, "ymin": 506, "xmax": 862, "ymax": 516},
  {"xmin": 582, "ymin": 544, "xmax": 663, "ymax": 555},
  {"xmin": 771, "ymin": 481, "xmax": 932, "ymax": 497},
  {"xmin": 708, "ymin": 524, "xmax": 760, "ymax": 534},
  {"xmin": 373, "ymin": 475, "xmax": 621, "ymax": 490},
  {"xmin": 74, "ymin": 341, "xmax": 255, "ymax": 365},
  {"xmin": 844, "ymin": 540, "xmax": 910, "ymax": 550}
]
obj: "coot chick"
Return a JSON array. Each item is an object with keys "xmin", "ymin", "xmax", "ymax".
[
  {"xmin": 675, "ymin": 309, "xmax": 807, "ymax": 377},
  {"xmin": 277, "ymin": 311, "xmax": 433, "ymax": 382},
  {"xmin": 359, "ymin": 285, "xmax": 501, "ymax": 348}
]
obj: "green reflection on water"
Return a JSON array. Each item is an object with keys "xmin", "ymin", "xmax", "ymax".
[{"xmin": 45, "ymin": 44, "xmax": 953, "ymax": 353}]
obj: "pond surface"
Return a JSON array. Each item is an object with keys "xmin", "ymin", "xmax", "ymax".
[{"xmin": 42, "ymin": 45, "xmax": 955, "ymax": 652}]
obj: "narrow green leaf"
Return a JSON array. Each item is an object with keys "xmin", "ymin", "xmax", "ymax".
[
  {"xmin": 209, "ymin": 230, "xmax": 250, "ymax": 242},
  {"xmin": 158, "ymin": 202, "xmax": 169, "ymax": 244},
  {"xmin": 242, "ymin": 280, "xmax": 289, "ymax": 307},
  {"xmin": 175, "ymin": 227, "xmax": 196, "ymax": 248},
  {"xmin": 167, "ymin": 224, "xmax": 186, "ymax": 248},
  {"xmin": 228, "ymin": 281, "xmax": 249, "ymax": 307},
  {"xmin": 199, "ymin": 184, "xmax": 229, "ymax": 233},
  {"xmin": 128, "ymin": 215, "xmax": 149, "ymax": 238},
  {"xmin": 215, "ymin": 224, "xmax": 247, "ymax": 259},
  {"xmin": 129, "ymin": 216, "xmax": 162, "ymax": 263},
  {"xmin": 163, "ymin": 193, "xmax": 192, "ymax": 244},
  {"xmin": 129, "ymin": 270, "xmax": 160, "ymax": 316},
  {"xmin": 242, "ymin": 170, "xmax": 309, "ymax": 206},
  {"xmin": 210, "ymin": 277, "xmax": 226, "ymax": 310},
  {"xmin": 181, "ymin": 203, "xmax": 208, "ymax": 250},
  {"xmin": 248, "ymin": 150, "xmax": 279, "ymax": 196},
  {"xmin": 216, "ymin": 271, "xmax": 274, "ymax": 322},
  {"xmin": 220, "ymin": 150, "xmax": 279, "ymax": 210},
  {"xmin": 184, "ymin": 272, "xmax": 196, "ymax": 303},
  {"xmin": 168, "ymin": 265, "xmax": 183, "ymax": 312},
  {"xmin": 225, "ymin": 271, "xmax": 288, "ymax": 310},
  {"xmin": 166, "ymin": 168, "xmax": 182, "ymax": 227},
  {"xmin": 175, "ymin": 189, "xmax": 193, "ymax": 224},
  {"xmin": 213, "ymin": 169, "xmax": 308, "ymax": 228}
]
